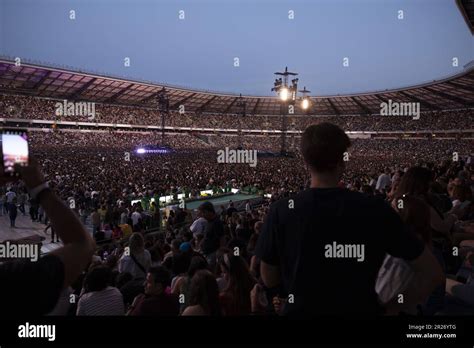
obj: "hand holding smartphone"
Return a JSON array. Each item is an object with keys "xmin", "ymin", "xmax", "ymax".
[{"xmin": 0, "ymin": 129, "xmax": 29, "ymax": 178}]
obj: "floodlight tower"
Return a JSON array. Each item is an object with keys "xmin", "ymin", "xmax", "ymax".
[
  {"xmin": 236, "ymin": 94, "xmax": 246, "ymax": 149},
  {"xmin": 272, "ymin": 67, "xmax": 298, "ymax": 155},
  {"xmin": 157, "ymin": 88, "xmax": 169, "ymax": 145}
]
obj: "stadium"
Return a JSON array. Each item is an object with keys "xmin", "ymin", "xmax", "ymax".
[{"xmin": 0, "ymin": 0, "xmax": 473, "ymax": 344}]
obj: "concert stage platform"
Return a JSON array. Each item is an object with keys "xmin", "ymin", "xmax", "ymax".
[{"xmin": 0, "ymin": 214, "xmax": 63, "ymax": 256}]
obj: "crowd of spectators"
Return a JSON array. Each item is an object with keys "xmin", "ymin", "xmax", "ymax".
[
  {"xmin": 2, "ymin": 123, "xmax": 471, "ymax": 317},
  {"xmin": 1, "ymin": 93, "xmax": 473, "ymax": 318},
  {"xmin": 2, "ymin": 94, "xmax": 473, "ymax": 131}
]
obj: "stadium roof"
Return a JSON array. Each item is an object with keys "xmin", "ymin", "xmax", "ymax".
[
  {"xmin": 457, "ymin": 0, "xmax": 474, "ymax": 34},
  {"xmin": 0, "ymin": 57, "xmax": 473, "ymax": 116}
]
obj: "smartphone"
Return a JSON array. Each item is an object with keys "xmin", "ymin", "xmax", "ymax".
[{"xmin": 1, "ymin": 129, "xmax": 29, "ymax": 177}]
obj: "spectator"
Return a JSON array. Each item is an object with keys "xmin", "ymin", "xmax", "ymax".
[
  {"xmin": 181, "ymin": 270, "xmax": 221, "ymax": 316},
  {"xmin": 199, "ymin": 202, "xmax": 225, "ymax": 270},
  {"xmin": 8, "ymin": 197, "xmax": 18, "ymax": 228},
  {"xmin": 218, "ymin": 252, "xmax": 256, "ymax": 315},
  {"xmin": 91, "ymin": 209, "xmax": 101, "ymax": 236},
  {"xmin": 128, "ymin": 266, "xmax": 179, "ymax": 316},
  {"xmin": 77, "ymin": 266, "xmax": 125, "ymax": 316},
  {"xmin": 256, "ymin": 123, "xmax": 444, "ymax": 316},
  {"xmin": 118, "ymin": 233, "xmax": 151, "ymax": 280}
]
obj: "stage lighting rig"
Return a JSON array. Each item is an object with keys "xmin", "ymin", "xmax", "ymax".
[
  {"xmin": 272, "ymin": 67, "xmax": 299, "ymax": 102},
  {"xmin": 299, "ymin": 86, "xmax": 311, "ymax": 110}
]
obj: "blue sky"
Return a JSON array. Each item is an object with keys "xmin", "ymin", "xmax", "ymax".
[{"xmin": 1, "ymin": 0, "xmax": 473, "ymax": 96}]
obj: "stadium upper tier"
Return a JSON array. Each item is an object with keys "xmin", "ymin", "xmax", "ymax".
[
  {"xmin": 0, "ymin": 58, "xmax": 473, "ymax": 117},
  {"xmin": 1, "ymin": 93, "xmax": 473, "ymax": 133}
]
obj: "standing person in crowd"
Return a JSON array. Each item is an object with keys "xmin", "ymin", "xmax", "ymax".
[
  {"xmin": 5, "ymin": 188, "xmax": 16, "ymax": 213},
  {"xmin": 17, "ymin": 189, "xmax": 27, "ymax": 216},
  {"xmin": 120, "ymin": 207, "xmax": 129, "ymax": 225},
  {"xmin": 0, "ymin": 189, "xmax": 5, "ymax": 216},
  {"xmin": 189, "ymin": 208, "xmax": 207, "ymax": 237},
  {"xmin": 91, "ymin": 209, "xmax": 101, "ymax": 236},
  {"xmin": 131, "ymin": 208, "xmax": 142, "ymax": 231},
  {"xmin": 8, "ymin": 197, "xmax": 18, "ymax": 228},
  {"xmin": 245, "ymin": 200, "xmax": 251, "ymax": 213},
  {"xmin": 227, "ymin": 201, "xmax": 237, "ymax": 218},
  {"xmin": 256, "ymin": 123, "xmax": 444, "ymax": 316},
  {"xmin": 199, "ymin": 202, "xmax": 225, "ymax": 271},
  {"xmin": 45, "ymin": 223, "xmax": 61, "ymax": 243},
  {"xmin": 29, "ymin": 196, "xmax": 39, "ymax": 221},
  {"xmin": 376, "ymin": 167, "xmax": 392, "ymax": 193}
]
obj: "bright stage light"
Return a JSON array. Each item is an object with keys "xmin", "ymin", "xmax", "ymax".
[
  {"xmin": 136, "ymin": 148, "xmax": 146, "ymax": 154},
  {"xmin": 280, "ymin": 88, "xmax": 289, "ymax": 101},
  {"xmin": 302, "ymin": 98, "xmax": 309, "ymax": 109}
]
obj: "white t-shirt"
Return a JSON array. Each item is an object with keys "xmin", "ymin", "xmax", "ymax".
[
  {"xmin": 190, "ymin": 217, "xmax": 207, "ymax": 236},
  {"xmin": 131, "ymin": 211, "xmax": 141, "ymax": 226}
]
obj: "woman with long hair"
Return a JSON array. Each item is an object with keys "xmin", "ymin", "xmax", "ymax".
[
  {"xmin": 218, "ymin": 251, "xmax": 256, "ymax": 316},
  {"xmin": 181, "ymin": 270, "xmax": 221, "ymax": 316},
  {"xmin": 393, "ymin": 166, "xmax": 456, "ymax": 243}
]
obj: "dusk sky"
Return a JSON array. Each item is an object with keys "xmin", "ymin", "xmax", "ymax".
[{"xmin": 1, "ymin": 0, "xmax": 473, "ymax": 96}]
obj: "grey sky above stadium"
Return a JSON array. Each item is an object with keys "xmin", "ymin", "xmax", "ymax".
[{"xmin": 1, "ymin": 0, "xmax": 473, "ymax": 96}]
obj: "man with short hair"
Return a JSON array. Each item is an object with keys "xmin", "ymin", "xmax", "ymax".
[
  {"xmin": 256, "ymin": 122, "xmax": 444, "ymax": 316},
  {"xmin": 128, "ymin": 266, "xmax": 179, "ymax": 316}
]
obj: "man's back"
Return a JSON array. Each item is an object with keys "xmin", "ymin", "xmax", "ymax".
[
  {"xmin": 77, "ymin": 286, "xmax": 124, "ymax": 316},
  {"xmin": 201, "ymin": 218, "xmax": 224, "ymax": 255},
  {"xmin": 256, "ymin": 187, "xmax": 424, "ymax": 316}
]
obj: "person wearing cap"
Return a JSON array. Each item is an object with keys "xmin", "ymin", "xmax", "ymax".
[
  {"xmin": 179, "ymin": 241, "xmax": 192, "ymax": 253},
  {"xmin": 199, "ymin": 201, "xmax": 225, "ymax": 271}
]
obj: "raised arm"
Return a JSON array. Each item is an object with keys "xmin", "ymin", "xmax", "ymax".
[{"xmin": 19, "ymin": 159, "xmax": 95, "ymax": 288}]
